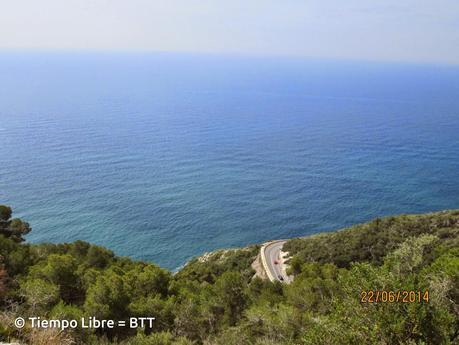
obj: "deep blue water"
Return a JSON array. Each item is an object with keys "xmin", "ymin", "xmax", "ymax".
[{"xmin": 1, "ymin": 52, "xmax": 458, "ymax": 270}]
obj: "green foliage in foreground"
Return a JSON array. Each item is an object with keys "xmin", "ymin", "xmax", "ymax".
[{"xmin": 0, "ymin": 206, "xmax": 458, "ymax": 345}]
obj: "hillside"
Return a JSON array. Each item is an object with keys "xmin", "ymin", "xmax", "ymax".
[{"xmin": 0, "ymin": 205, "xmax": 458, "ymax": 344}]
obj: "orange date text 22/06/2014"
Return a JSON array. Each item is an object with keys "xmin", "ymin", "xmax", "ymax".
[{"xmin": 360, "ymin": 290, "xmax": 429, "ymax": 304}]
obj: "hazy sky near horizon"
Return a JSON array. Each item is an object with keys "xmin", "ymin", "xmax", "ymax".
[{"xmin": 1, "ymin": 0, "xmax": 458, "ymax": 64}]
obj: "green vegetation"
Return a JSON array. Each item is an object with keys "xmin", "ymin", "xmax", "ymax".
[{"xmin": 0, "ymin": 205, "xmax": 458, "ymax": 344}]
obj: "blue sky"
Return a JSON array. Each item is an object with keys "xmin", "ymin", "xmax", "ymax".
[{"xmin": 0, "ymin": 0, "xmax": 458, "ymax": 64}]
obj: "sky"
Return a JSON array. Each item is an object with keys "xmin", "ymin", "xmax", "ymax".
[{"xmin": 0, "ymin": 0, "xmax": 458, "ymax": 64}]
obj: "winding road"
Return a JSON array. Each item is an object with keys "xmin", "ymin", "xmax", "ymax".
[{"xmin": 261, "ymin": 240, "xmax": 292, "ymax": 283}]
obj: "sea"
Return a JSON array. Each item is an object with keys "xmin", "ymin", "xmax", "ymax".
[{"xmin": 1, "ymin": 51, "xmax": 458, "ymax": 270}]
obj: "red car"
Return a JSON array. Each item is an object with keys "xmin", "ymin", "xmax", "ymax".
[{"xmin": 273, "ymin": 260, "xmax": 279, "ymax": 265}]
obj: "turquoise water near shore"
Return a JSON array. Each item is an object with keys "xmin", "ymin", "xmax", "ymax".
[{"xmin": 1, "ymin": 52, "xmax": 458, "ymax": 270}]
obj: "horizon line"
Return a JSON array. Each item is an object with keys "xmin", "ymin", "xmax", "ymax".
[{"xmin": 1, "ymin": 47, "xmax": 458, "ymax": 68}]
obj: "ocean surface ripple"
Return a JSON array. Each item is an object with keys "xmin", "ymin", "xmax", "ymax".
[{"xmin": 1, "ymin": 53, "xmax": 458, "ymax": 269}]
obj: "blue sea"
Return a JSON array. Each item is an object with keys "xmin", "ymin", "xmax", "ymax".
[{"xmin": 1, "ymin": 52, "xmax": 458, "ymax": 270}]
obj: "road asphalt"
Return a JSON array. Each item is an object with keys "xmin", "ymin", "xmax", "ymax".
[{"xmin": 262, "ymin": 240, "xmax": 292, "ymax": 283}]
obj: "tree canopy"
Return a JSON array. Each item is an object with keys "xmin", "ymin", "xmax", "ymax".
[{"xmin": 0, "ymin": 205, "xmax": 457, "ymax": 345}]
